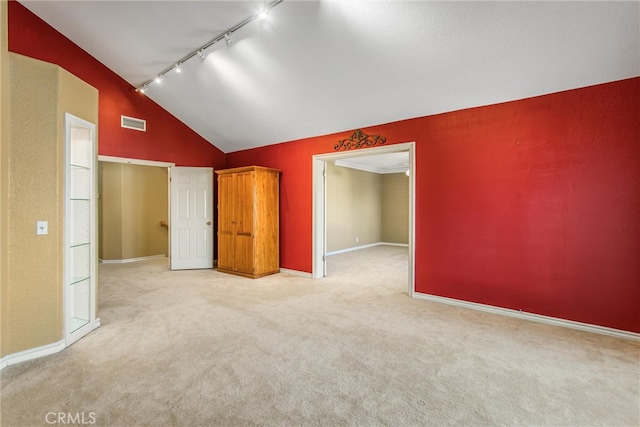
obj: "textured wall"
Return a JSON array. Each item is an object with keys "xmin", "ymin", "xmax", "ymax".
[
  {"xmin": 1, "ymin": 1, "xmax": 11, "ymax": 357},
  {"xmin": 99, "ymin": 162, "xmax": 123, "ymax": 260},
  {"xmin": 8, "ymin": 1, "xmax": 226, "ymax": 169},
  {"xmin": 227, "ymin": 78, "xmax": 640, "ymax": 333},
  {"xmin": 326, "ymin": 162, "xmax": 382, "ymax": 252},
  {"xmin": 6, "ymin": 54, "xmax": 61, "ymax": 355},
  {"xmin": 100, "ymin": 163, "xmax": 168, "ymax": 261},
  {"xmin": 121, "ymin": 164, "xmax": 168, "ymax": 260},
  {"xmin": 381, "ymin": 173, "xmax": 409, "ymax": 244},
  {"xmin": 2, "ymin": 53, "xmax": 98, "ymax": 357}
]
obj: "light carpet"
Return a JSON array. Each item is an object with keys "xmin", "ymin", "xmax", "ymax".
[{"xmin": 1, "ymin": 245, "xmax": 638, "ymax": 426}]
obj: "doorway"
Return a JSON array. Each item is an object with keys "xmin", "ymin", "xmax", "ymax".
[
  {"xmin": 312, "ymin": 142, "xmax": 416, "ymax": 297},
  {"xmin": 98, "ymin": 156, "xmax": 174, "ymax": 263}
]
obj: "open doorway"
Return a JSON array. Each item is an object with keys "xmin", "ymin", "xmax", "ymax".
[
  {"xmin": 312, "ymin": 142, "xmax": 416, "ymax": 297},
  {"xmin": 98, "ymin": 156, "xmax": 173, "ymax": 264}
]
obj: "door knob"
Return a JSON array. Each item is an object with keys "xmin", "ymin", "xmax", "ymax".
[{"xmin": 206, "ymin": 221, "xmax": 212, "ymax": 225}]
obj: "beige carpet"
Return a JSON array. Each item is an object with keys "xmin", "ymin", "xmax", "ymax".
[{"xmin": 1, "ymin": 245, "xmax": 639, "ymax": 426}]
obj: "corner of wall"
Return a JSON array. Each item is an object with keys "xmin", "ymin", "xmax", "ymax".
[{"xmin": 1, "ymin": 0, "xmax": 11, "ymax": 358}]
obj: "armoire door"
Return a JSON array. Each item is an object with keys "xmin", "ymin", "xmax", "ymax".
[
  {"xmin": 217, "ymin": 172, "xmax": 235, "ymax": 271},
  {"xmin": 234, "ymin": 170, "xmax": 255, "ymax": 275}
]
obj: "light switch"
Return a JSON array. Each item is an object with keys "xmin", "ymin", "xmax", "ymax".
[{"xmin": 36, "ymin": 221, "xmax": 48, "ymax": 235}]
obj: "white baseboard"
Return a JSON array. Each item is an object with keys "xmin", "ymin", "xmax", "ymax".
[
  {"xmin": 279, "ymin": 268, "xmax": 313, "ymax": 278},
  {"xmin": 380, "ymin": 242, "xmax": 410, "ymax": 247},
  {"xmin": 0, "ymin": 339, "xmax": 66, "ymax": 371},
  {"xmin": 326, "ymin": 242, "xmax": 408, "ymax": 256},
  {"xmin": 100, "ymin": 254, "xmax": 166, "ymax": 264},
  {"xmin": 414, "ymin": 292, "xmax": 640, "ymax": 341}
]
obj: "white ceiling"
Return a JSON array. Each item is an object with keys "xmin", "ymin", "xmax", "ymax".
[
  {"xmin": 20, "ymin": 1, "xmax": 640, "ymax": 156},
  {"xmin": 335, "ymin": 152, "xmax": 409, "ymax": 174}
]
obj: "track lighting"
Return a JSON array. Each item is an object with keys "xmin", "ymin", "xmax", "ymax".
[{"xmin": 135, "ymin": 0, "xmax": 283, "ymax": 94}]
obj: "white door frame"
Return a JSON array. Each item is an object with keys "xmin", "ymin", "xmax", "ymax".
[{"xmin": 312, "ymin": 142, "xmax": 416, "ymax": 297}]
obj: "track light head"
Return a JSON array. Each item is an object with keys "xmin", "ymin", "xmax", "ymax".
[
  {"xmin": 258, "ymin": 10, "xmax": 269, "ymax": 20},
  {"xmin": 175, "ymin": 63, "xmax": 182, "ymax": 73},
  {"xmin": 197, "ymin": 49, "xmax": 206, "ymax": 60},
  {"xmin": 225, "ymin": 33, "xmax": 232, "ymax": 47}
]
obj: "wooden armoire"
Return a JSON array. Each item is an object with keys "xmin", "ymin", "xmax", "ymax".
[{"xmin": 216, "ymin": 166, "xmax": 281, "ymax": 278}]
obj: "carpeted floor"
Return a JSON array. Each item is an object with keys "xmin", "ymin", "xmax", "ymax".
[{"xmin": 1, "ymin": 245, "xmax": 639, "ymax": 426}]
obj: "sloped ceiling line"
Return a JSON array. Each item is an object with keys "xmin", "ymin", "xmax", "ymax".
[
  {"xmin": 19, "ymin": 1, "xmax": 640, "ymax": 153},
  {"xmin": 137, "ymin": 0, "xmax": 284, "ymax": 93}
]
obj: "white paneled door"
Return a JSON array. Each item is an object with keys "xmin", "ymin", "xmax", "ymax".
[{"xmin": 170, "ymin": 167, "xmax": 214, "ymax": 270}]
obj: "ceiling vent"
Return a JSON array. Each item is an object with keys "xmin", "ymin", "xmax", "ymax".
[{"xmin": 121, "ymin": 115, "xmax": 146, "ymax": 132}]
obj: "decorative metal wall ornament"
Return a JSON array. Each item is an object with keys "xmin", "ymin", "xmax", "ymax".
[{"xmin": 334, "ymin": 129, "xmax": 386, "ymax": 151}]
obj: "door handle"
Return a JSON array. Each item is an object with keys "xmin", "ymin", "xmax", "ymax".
[{"xmin": 206, "ymin": 221, "xmax": 212, "ymax": 225}]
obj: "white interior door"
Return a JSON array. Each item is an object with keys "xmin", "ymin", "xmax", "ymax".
[{"xmin": 170, "ymin": 167, "xmax": 214, "ymax": 270}]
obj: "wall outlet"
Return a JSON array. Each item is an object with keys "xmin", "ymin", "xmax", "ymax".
[
  {"xmin": 36, "ymin": 221, "xmax": 48, "ymax": 235},
  {"xmin": 355, "ymin": 237, "xmax": 359, "ymax": 243}
]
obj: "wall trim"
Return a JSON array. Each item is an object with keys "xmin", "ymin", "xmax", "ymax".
[
  {"xmin": 381, "ymin": 242, "xmax": 409, "ymax": 248},
  {"xmin": 98, "ymin": 155, "xmax": 175, "ymax": 168},
  {"xmin": 279, "ymin": 268, "xmax": 313, "ymax": 278},
  {"xmin": 326, "ymin": 242, "xmax": 408, "ymax": 256},
  {"xmin": 0, "ymin": 339, "xmax": 65, "ymax": 371},
  {"xmin": 414, "ymin": 292, "xmax": 640, "ymax": 341},
  {"xmin": 326, "ymin": 242, "xmax": 380, "ymax": 256},
  {"xmin": 99, "ymin": 254, "xmax": 166, "ymax": 264}
]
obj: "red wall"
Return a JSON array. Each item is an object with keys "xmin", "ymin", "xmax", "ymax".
[
  {"xmin": 11, "ymin": 1, "xmax": 638, "ymax": 333},
  {"xmin": 8, "ymin": 0, "xmax": 225, "ymax": 168},
  {"xmin": 227, "ymin": 78, "xmax": 640, "ymax": 333}
]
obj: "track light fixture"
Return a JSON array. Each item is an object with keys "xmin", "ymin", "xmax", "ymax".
[{"xmin": 136, "ymin": 0, "xmax": 283, "ymax": 94}]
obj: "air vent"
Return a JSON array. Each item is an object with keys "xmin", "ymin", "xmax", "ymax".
[{"xmin": 121, "ymin": 115, "xmax": 146, "ymax": 132}]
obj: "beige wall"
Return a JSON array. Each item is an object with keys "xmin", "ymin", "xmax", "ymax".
[
  {"xmin": 327, "ymin": 162, "xmax": 382, "ymax": 252},
  {"xmin": 382, "ymin": 173, "xmax": 409, "ymax": 244},
  {"xmin": 99, "ymin": 162, "xmax": 123, "ymax": 260},
  {"xmin": 1, "ymin": 1, "xmax": 10, "ymax": 357},
  {"xmin": 99, "ymin": 162, "xmax": 168, "ymax": 261},
  {"xmin": 1, "ymin": 52, "xmax": 98, "ymax": 357},
  {"xmin": 327, "ymin": 163, "xmax": 409, "ymax": 253}
]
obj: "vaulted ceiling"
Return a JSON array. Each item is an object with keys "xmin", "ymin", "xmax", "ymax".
[{"xmin": 20, "ymin": 1, "xmax": 640, "ymax": 154}]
